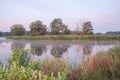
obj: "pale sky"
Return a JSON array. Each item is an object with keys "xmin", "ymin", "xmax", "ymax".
[{"xmin": 0, "ymin": 0, "xmax": 120, "ymax": 33}]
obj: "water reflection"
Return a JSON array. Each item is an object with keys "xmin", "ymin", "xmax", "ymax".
[
  {"xmin": 30, "ymin": 43, "xmax": 47, "ymax": 56},
  {"xmin": 0, "ymin": 39, "xmax": 120, "ymax": 66},
  {"xmin": 51, "ymin": 44, "xmax": 70, "ymax": 58},
  {"xmin": 83, "ymin": 44, "xmax": 92, "ymax": 55},
  {"xmin": 11, "ymin": 41, "xmax": 26, "ymax": 50}
]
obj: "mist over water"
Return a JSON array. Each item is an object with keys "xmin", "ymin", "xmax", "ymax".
[{"xmin": 0, "ymin": 37, "xmax": 120, "ymax": 67}]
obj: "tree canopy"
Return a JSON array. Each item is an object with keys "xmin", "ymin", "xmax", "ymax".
[
  {"xmin": 82, "ymin": 21, "xmax": 94, "ymax": 35},
  {"xmin": 29, "ymin": 20, "xmax": 47, "ymax": 36},
  {"xmin": 50, "ymin": 18, "xmax": 70, "ymax": 35},
  {"xmin": 10, "ymin": 24, "xmax": 25, "ymax": 36},
  {"xmin": 9, "ymin": 19, "xmax": 95, "ymax": 36}
]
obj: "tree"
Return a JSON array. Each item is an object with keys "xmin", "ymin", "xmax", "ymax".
[
  {"xmin": 10, "ymin": 24, "xmax": 25, "ymax": 36},
  {"xmin": 0, "ymin": 31, "xmax": 2, "ymax": 36},
  {"xmin": 29, "ymin": 20, "xmax": 47, "ymax": 36},
  {"xmin": 95, "ymin": 32, "xmax": 103, "ymax": 35},
  {"xmin": 75, "ymin": 21, "xmax": 84, "ymax": 35},
  {"xmin": 62, "ymin": 25, "xmax": 71, "ymax": 34},
  {"xmin": 105, "ymin": 31, "xmax": 120, "ymax": 35},
  {"xmin": 82, "ymin": 21, "xmax": 94, "ymax": 35},
  {"xmin": 2, "ymin": 32, "xmax": 10, "ymax": 36},
  {"xmin": 50, "ymin": 18, "xmax": 70, "ymax": 35}
]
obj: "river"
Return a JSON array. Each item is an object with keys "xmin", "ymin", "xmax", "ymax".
[{"xmin": 0, "ymin": 37, "xmax": 120, "ymax": 67}]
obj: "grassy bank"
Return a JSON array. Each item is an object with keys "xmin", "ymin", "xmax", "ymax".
[
  {"xmin": 0, "ymin": 46, "xmax": 120, "ymax": 80},
  {"xmin": 6, "ymin": 35, "xmax": 120, "ymax": 40}
]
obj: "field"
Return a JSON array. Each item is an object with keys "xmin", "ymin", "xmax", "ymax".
[
  {"xmin": 0, "ymin": 46, "xmax": 120, "ymax": 80},
  {"xmin": 6, "ymin": 35, "xmax": 120, "ymax": 40}
]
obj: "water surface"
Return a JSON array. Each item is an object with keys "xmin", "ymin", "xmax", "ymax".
[{"xmin": 0, "ymin": 37, "xmax": 120, "ymax": 67}]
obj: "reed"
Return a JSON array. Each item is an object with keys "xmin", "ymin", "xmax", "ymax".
[
  {"xmin": 6, "ymin": 35, "xmax": 120, "ymax": 40},
  {"xmin": 67, "ymin": 47, "xmax": 120, "ymax": 80},
  {"xmin": 0, "ymin": 46, "xmax": 120, "ymax": 80}
]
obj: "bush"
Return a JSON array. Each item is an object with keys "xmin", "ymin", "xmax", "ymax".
[
  {"xmin": 0, "ymin": 49, "xmax": 67, "ymax": 80},
  {"xmin": 0, "ymin": 46, "xmax": 120, "ymax": 80}
]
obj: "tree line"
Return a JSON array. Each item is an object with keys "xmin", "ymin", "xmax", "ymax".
[
  {"xmin": 10, "ymin": 18, "xmax": 94, "ymax": 36},
  {"xmin": 0, "ymin": 32, "xmax": 10, "ymax": 36}
]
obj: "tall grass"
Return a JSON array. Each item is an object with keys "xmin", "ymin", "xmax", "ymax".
[
  {"xmin": 67, "ymin": 46, "xmax": 120, "ymax": 80},
  {"xmin": 0, "ymin": 49, "xmax": 68, "ymax": 80},
  {"xmin": 0, "ymin": 46, "xmax": 120, "ymax": 80},
  {"xmin": 6, "ymin": 35, "xmax": 120, "ymax": 40}
]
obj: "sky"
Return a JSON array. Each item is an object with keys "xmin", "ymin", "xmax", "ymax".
[{"xmin": 0, "ymin": 0, "xmax": 120, "ymax": 33}]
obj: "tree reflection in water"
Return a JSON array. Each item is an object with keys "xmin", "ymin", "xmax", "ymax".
[
  {"xmin": 82, "ymin": 44, "xmax": 92, "ymax": 62},
  {"xmin": 30, "ymin": 43, "xmax": 47, "ymax": 56},
  {"xmin": 11, "ymin": 41, "xmax": 26, "ymax": 50},
  {"xmin": 82, "ymin": 44, "xmax": 92, "ymax": 55},
  {"xmin": 76, "ymin": 44, "xmax": 92, "ymax": 63},
  {"xmin": 51, "ymin": 44, "xmax": 70, "ymax": 58}
]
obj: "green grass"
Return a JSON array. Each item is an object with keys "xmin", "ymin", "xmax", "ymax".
[
  {"xmin": 0, "ymin": 49, "xmax": 68, "ymax": 80},
  {"xmin": 0, "ymin": 46, "xmax": 120, "ymax": 80},
  {"xmin": 6, "ymin": 35, "xmax": 120, "ymax": 40}
]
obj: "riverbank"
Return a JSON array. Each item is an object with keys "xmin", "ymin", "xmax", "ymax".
[
  {"xmin": 0, "ymin": 46, "xmax": 120, "ymax": 80},
  {"xmin": 6, "ymin": 35, "xmax": 120, "ymax": 40}
]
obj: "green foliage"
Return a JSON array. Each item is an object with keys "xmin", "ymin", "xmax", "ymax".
[
  {"xmin": 106, "ymin": 31, "xmax": 120, "ymax": 36},
  {"xmin": 0, "ymin": 31, "xmax": 2, "ymax": 36},
  {"xmin": 30, "ymin": 20, "xmax": 47, "ymax": 36},
  {"xmin": 10, "ymin": 24, "xmax": 26, "ymax": 36},
  {"xmin": 50, "ymin": 18, "xmax": 70, "ymax": 35},
  {"xmin": 82, "ymin": 21, "xmax": 94, "ymax": 35},
  {"xmin": 63, "ymin": 28, "xmax": 71, "ymax": 35},
  {"xmin": 0, "ymin": 46, "xmax": 120, "ymax": 80},
  {"xmin": 0, "ymin": 63, "xmax": 67, "ymax": 80},
  {"xmin": 107, "ymin": 46, "xmax": 120, "ymax": 79},
  {"xmin": 6, "ymin": 35, "xmax": 120, "ymax": 40},
  {"xmin": 108, "ymin": 46, "xmax": 120, "ymax": 58},
  {"xmin": 0, "ymin": 49, "xmax": 67, "ymax": 80},
  {"xmin": 68, "ymin": 47, "xmax": 120, "ymax": 80},
  {"xmin": 8, "ymin": 49, "xmax": 31, "ymax": 67}
]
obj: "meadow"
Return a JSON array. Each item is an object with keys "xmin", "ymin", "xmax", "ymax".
[{"xmin": 6, "ymin": 35, "xmax": 120, "ymax": 40}]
